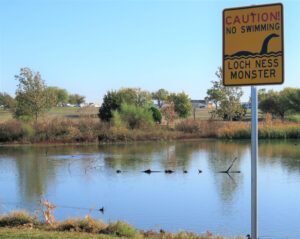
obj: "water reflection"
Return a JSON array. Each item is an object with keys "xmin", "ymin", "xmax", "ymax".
[
  {"xmin": 0, "ymin": 139, "xmax": 299, "ymax": 238},
  {"xmin": 259, "ymin": 140, "xmax": 300, "ymax": 173}
]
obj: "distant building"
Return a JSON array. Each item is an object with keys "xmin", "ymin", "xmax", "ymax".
[
  {"xmin": 241, "ymin": 102, "xmax": 251, "ymax": 108},
  {"xmin": 190, "ymin": 100, "xmax": 207, "ymax": 108},
  {"xmin": 88, "ymin": 102, "xmax": 101, "ymax": 107}
]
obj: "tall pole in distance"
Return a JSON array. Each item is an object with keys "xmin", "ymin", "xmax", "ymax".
[{"xmin": 251, "ymin": 86, "xmax": 258, "ymax": 239}]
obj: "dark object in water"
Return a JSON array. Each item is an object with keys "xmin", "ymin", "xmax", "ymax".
[
  {"xmin": 142, "ymin": 169, "xmax": 161, "ymax": 174},
  {"xmin": 219, "ymin": 170, "xmax": 241, "ymax": 173},
  {"xmin": 218, "ymin": 157, "xmax": 241, "ymax": 174},
  {"xmin": 183, "ymin": 170, "xmax": 188, "ymax": 173},
  {"xmin": 116, "ymin": 170, "xmax": 122, "ymax": 173},
  {"xmin": 165, "ymin": 169, "xmax": 174, "ymax": 174},
  {"xmin": 99, "ymin": 207, "xmax": 104, "ymax": 213},
  {"xmin": 198, "ymin": 170, "xmax": 202, "ymax": 173}
]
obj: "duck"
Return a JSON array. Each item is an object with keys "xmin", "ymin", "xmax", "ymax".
[
  {"xmin": 116, "ymin": 170, "xmax": 122, "ymax": 173},
  {"xmin": 143, "ymin": 169, "xmax": 152, "ymax": 174},
  {"xmin": 142, "ymin": 169, "xmax": 161, "ymax": 174},
  {"xmin": 198, "ymin": 169, "xmax": 202, "ymax": 173},
  {"xmin": 99, "ymin": 207, "xmax": 104, "ymax": 213},
  {"xmin": 165, "ymin": 169, "xmax": 174, "ymax": 174},
  {"xmin": 183, "ymin": 170, "xmax": 188, "ymax": 173}
]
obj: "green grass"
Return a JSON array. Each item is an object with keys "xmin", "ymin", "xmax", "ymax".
[
  {"xmin": 0, "ymin": 227, "xmax": 241, "ymax": 239},
  {"xmin": 0, "ymin": 109, "xmax": 13, "ymax": 123},
  {"xmin": 0, "ymin": 107, "xmax": 100, "ymax": 123},
  {"xmin": 0, "ymin": 211, "xmax": 241, "ymax": 239},
  {"xmin": 286, "ymin": 114, "xmax": 300, "ymax": 123},
  {"xmin": 188, "ymin": 108, "xmax": 211, "ymax": 120},
  {"xmin": 0, "ymin": 227, "xmax": 123, "ymax": 239},
  {"xmin": 189, "ymin": 108, "xmax": 264, "ymax": 121}
]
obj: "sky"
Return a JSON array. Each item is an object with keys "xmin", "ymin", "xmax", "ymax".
[{"xmin": 0, "ymin": 0, "xmax": 299, "ymax": 103}]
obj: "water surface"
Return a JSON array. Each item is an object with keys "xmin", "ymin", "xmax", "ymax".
[{"xmin": 0, "ymin": 139, "xmax": 300, "ymax": 238}]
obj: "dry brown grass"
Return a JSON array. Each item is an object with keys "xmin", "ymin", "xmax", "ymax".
[{"xmin": 216, "ymin": 119, "xmax": 300, "ymax": 139}]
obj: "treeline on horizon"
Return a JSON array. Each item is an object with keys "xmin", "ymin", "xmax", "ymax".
[{"xmin": 0, "ymin": 67, "xmax": 300, "ymax": 143}]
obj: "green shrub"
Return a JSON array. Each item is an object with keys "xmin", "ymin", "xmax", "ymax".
[
  {"xmin": 105, "ymin": 221, "xmax": 141, "ymax": 238},
  {"xmin": 112, "ymin": 111, "xmax": 126, "ymax": 128},
  {"xmin": 21, "ymin": 124, "xmax": 35, "ymax": 141},
  {"xmin": 150, "ymin": 106, "xmax": 162, "ymax": 123},
  {"xmin": 98, "ymin": 90, "xmax": 121, "ymax": 121},
  {"xmin": 112, "ymin": 104, "xmax": 154, "ymax": 129},
  {"xmin": 0, "ymin": 211, "xmax": 34, "ymax": 227}
]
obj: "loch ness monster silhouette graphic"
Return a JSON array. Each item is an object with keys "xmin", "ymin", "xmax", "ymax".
[{"xmin": 225, "ymin": 33, "xmax": 282, "ymax": 60}]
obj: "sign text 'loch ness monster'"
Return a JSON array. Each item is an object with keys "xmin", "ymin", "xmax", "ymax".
[{"xmin": 223, "ymin": 3, "xmax": 284, "ymax": 86}]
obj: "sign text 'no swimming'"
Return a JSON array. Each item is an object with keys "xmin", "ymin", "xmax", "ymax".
[{"xmin": 223, "ymin": 3, "xmax": 284, "ymax": 86}]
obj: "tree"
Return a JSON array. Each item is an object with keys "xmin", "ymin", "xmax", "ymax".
[
  {"xmin": 14, "ymin": 67, "xmax": 56, "ymax": 121},
  {"xmin": 151, "ymin": 89, "xmax": 169, "ymax": 108},
  {"xmin": 205, "ymin": 77, "xmax": 226, "ymax": 110},
  {"xmin": 206, "ymin": 67, "xmax": 244, "ymax": 121},
  {"xmin": 47, "ymin": 87, "xmax": 68, "ymax": 105},
  {"xmin": 98, "ymin": 90, "xmax": 122, "ymax": 121},
  {"xmin": 98, "ymin": 88, "xmax": 153, "ymax": 122},
  {"xmin": 160, "ymin": 102, "xmax": 178, "ymax": 124},
  {"xmin": 68, "ymin": 94, "xmax": 85, "ymax": 105},
  {"xmin": 168, "ymin": 92, "xmax": 193, "ymax": 118},
  {"xmin": 258, "ymin": 88, "xmax": 299, "ymax": 119},
  {"xmin": 118, "ymin": 88, "xmax": 153, "ymax": 107},
  {"xmin": 280, "ymin": 87, "xmax": 300, "ymax": 112},
  {"xmin": 0, "ymin": 92, "xmax": 16, "ymax": 109}
]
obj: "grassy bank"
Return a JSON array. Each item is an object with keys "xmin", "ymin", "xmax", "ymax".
[
  {"xmin": 0, "ymin": 211, "xmax": 242, "ymax": 239},
  {"xmin": 216, "ymin": 120, "xmax": 300, "ymax": 139},
  {"xmin": 0, "ymin": 117, "xmax": 299, "ymax": 144}
]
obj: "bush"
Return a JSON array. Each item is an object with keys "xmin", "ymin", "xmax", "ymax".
[
  {"xmin": 176, "ymin": 119, "xmax": 201, "ymax": 133},
  {"xmin": 0, "ymin": 211, "xmax": 34, "ymax": 227},
  {"xmin": 105, "ymin": 221, "xmax": 141, "ymax": 238},
  {"xmin": 98, "ymin": 91, "xmax": 121, "ymax": 121},
  {"xmin": 150, "ymin": 106, "xmax": 162, "ymax": 123},
  {"xmin": 21, "ymin": 124, "xmax": 35, "ymax": 141},
  {"xmin": 0, "ymin": 120, "xmax": 24, "ymax": 142},
  {"xmin": 112, "ymin": 111, "xmax": 126, "ymax": 128},
  {"xmin": 175, "ymin": 119, "xmax": 220, "ymax": 137},
  {"xmin": 112, "ymin": 104, "xmax": 154, "ymax": 129},
  {"xmin": 57, "ymin": 218, "xmax": 106, "ymax": 233}
]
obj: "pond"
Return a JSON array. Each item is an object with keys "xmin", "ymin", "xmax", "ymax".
[{"xmin": 0, "ymin": 139, "xmax": 300, "ymax": 238}]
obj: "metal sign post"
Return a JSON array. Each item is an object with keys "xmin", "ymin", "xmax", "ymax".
[
  {"xmin": 251, "ymin": 86, "xmax": 258, "ymax": 239},
  {"xmin": 222, "ymin": 4, "xmax": 284, "ymax": 238}
]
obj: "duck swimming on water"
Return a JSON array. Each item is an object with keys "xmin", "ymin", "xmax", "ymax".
[{"xmin": 165, "ymin": 169, "xmax": 174, "ymax": 174}]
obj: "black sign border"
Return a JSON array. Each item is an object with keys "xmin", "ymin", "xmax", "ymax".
[{"xmin": 222, "ymin": 3, "xmax": 284, "ymax": 87}]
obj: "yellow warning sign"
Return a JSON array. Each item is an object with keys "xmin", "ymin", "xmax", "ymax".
[{"xmin": 223, "ymin": 3, "xmax": 284, "ymax": 86}]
